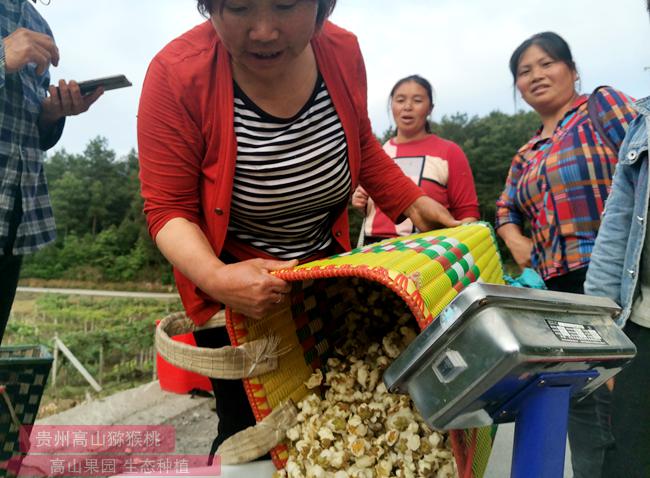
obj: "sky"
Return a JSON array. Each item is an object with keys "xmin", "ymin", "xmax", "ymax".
[{"xmin": 33, "ymin": 0, "xmax": 650, "ymax": 158}]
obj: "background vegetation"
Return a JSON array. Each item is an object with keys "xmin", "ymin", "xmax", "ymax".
[
  {"xmin": 21, "ymin": 109, "xmax": 539, "ymax": 283},
  {"xmin": 7, "ymin": 293, "xmax": 181, "ymax": 416},
  {"xmin": 21, "ymin": 138, "xmax": 171, "ymax": 286},
  {"xmin": 9, "ymin": 109, "xmax": 540, "ymax": 414}
]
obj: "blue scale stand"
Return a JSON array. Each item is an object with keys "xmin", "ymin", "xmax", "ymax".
[{"xmin": 496, "ymin": 371, "xmax": 598, "ymax": 478}]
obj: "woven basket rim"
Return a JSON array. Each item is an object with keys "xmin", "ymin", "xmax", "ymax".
[{"xmin": 156, "ymin": 311, "xmax": 278, "ymax": 379}]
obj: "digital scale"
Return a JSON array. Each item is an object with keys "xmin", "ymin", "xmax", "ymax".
[{"xmin": 384, "ymin": 283, "xmax": 636, "ymax": 478}]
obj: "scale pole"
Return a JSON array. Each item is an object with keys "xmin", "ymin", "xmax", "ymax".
[{"xmin": 511, "ymin": 384, "xmax": 572, "ymax": 478}]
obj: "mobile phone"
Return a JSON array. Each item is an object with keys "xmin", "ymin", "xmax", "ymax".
[{"xmin": 77, "ymin": 75, "xmax": 132, "ymax": 95}]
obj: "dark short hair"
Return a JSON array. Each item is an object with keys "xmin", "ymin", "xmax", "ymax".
[
  {"xmin": 197, "ymin": 0, "xmax": 337, "ymax": 27},
  {"xmin": 509, "ymin": 32, "xmax": 576, "ymax": 83},
  {"xmin": 389, "ymin": 75, "xmax": 435, "ymax": 134}
]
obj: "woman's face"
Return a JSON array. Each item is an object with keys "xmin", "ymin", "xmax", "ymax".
[
  {"xmin": 211, "ymin": 0, "xmax": 319, "ymax": 80},
  {"xmin": 391, "ymin": 81, "xmax": 432, "ymax": 138},
  {"xmin": 515, "ymin": 44, "xmax": 578, "ymax": 115}
]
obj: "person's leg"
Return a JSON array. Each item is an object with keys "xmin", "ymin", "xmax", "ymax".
[
  {"xmin": 567, "ymin": 385, "xmax": 613, "ymax": 478},
  {"xmin": 193, "ymin": 325, "xmax": 258, "ymax": 458},
  {"xmin": 0, "ymin": 193, "xmax": 24, "ymax": 345},
  {"xmin": 602, "ymin": 321, "xmax": 650, "ymax": 478},
  {"xmin": 0, "ymin": 254, "xmax": 23, "ymax": 345},
  {"xmin": 545, "ymin": 268, "xmax": 614, "ymax": 478}
]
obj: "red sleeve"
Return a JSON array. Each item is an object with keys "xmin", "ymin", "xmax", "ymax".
[
  {"xmin": 137, "ymin": 56, "xmax": 205, "ymax": 240},
  {"xmin": 353, "ymin": 47, "xmax": 423, "ymax": 222},
  {"xmin": 446, "ymin": 142, "xmax": 480, "ymax": 220}
]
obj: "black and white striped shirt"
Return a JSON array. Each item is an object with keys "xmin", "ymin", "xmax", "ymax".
[{"xmin": 228, "ymin": 77, "xmax": 351, "ymax": 260}]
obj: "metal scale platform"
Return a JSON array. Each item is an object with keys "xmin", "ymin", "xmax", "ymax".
[{"xmin": 384, "ymin": 283, "xmax": 636, "ymax": 478}]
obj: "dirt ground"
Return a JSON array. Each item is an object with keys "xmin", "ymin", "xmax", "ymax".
[
  {"xmin": 35, "ymin": 381, "xmax": 219, "ymax": 456},
  {"xmin": 165, "ymin": 397, "xmax": 218, "ymax": 455}
]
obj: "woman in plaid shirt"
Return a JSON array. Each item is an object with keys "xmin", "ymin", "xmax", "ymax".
[{"xmin": 495, "ymin": 32, "xmax": 636, "ymax": 478}]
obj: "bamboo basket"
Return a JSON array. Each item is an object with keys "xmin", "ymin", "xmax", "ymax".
[{"xmin": 157, "ymin": 223, "xmax": 505, "ymax": 477}]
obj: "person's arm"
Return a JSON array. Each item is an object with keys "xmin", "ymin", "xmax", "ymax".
[
  {"xmin": 592, "ymin": 87, "xmax": 638, "ymax": 151},
  {"xmin": 351, "ymin": 185, "xmax": 369, "ymax": 214},
  {"xmin": 495, "ymin": 153, "xmax": 532, "ymax": 269},
  {"xmin": 38, "ymin": 79, "xmax": 103, "ymax": 150},
  {"xmin": 0, "ymin": 39, "xmax": 6, "ymax": 89},
  {"xmin": 1, "ymin": 27, "xmax": 102, "ymax": 149},
  {"xmin": 138, "ymin": 57, "xmax": 295, "ymax": 319},
  {"xmin": 497, "ymin": 223, "xmax": 533, "ymax": 269},
  {"xmin": 2, "ymin": 27, "xmax": 59, "ymax": 77},
  {"xmin": 402, "ymin": 196, "xmax": 460, "ymax": 231},
  {"xmin": 1, "ymin": 27, "xmax": 60, "ymax": 148},
  {"xmin": 584, "ymin": 159, "xmax": 637, "ymax": 307},
  {"xmin": 155, "ymin": 218, "xmax": 296, "ymax": 318},
  {"xmin": 446, "ymin": 142, "xmax": 480, "ymax": 222}
]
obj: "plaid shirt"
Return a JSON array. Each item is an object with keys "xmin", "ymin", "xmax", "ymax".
[
  {"xmin": 495, "ymin": 87, "xmax": 637, "ymax": 281},
  {"xmin": 0, "ymin": 0, "xmax": 63, "ymax": 255}
]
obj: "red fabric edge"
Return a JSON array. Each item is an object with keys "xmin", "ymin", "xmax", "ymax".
[{"xmin": 451, "ymin": 430, "xmax": 469, "ymax": 477}]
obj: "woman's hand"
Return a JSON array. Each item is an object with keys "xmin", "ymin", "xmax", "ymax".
[
  {"xmin": 507, "ymin": 235, "xmax": 533, "ymax": 269},
  {"xmin": 351, "ymin": 186, "xmax": 369, "ymax": 212},
  {"xmin": 404, "ymin": 196, "xmax": 461, "ymax": 231},
  {"xmin": 207, "ymin": 258, "xmax": 299, "ymax": 319},
  {"xmin": 498, "ymin": 223, "xmax": 533, "ymax": 269},
  {"xmin": 155, "ymin": 218, "xmax": 299, "ymax": 320}
]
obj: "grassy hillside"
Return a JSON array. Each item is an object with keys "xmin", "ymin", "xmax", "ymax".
[{"xmin": 6, "ymin": 292, "xmax": 182, "ymax": 417}]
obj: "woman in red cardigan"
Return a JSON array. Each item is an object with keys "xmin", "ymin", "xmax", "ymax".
[{"xmin": 138, "ymin": 0, "xmax": 459, "ymax": 456}]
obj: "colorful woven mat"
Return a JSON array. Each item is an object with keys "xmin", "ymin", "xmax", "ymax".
[{"xmin": 226, "ymin": 223, "xmax": 505, "ymax": 477}]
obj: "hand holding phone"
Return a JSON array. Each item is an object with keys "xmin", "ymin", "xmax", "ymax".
[
  {"xmin": 77, "ymin": 74, "xmax": 132, "ymax": 96},
  {"xmin": 42, "ymin": 79, "xmax": 104, "ymax": 126}
]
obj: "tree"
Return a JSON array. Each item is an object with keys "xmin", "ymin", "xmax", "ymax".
[
  {"xmin": 25, "ymin": 110, "xmax": 541, "ymax": 285},
  {"xmin": 23, "ymin": 137, "xmax": 170, "ymax": 284},
  {"xmin": 429, "ymin": 110, "xmax": 539, "ymax": 221},
  {"xmin": 49, "ymin": 171, "xmax": 88, "ymax": 236}
]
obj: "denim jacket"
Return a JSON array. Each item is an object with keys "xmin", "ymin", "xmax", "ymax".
[{"xmin": 585, "ymin": 96, "xmax": 650, "ymax": 327}]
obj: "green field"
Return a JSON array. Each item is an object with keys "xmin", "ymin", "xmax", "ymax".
[{"xmin": 5, "ymin": 292, "xmax": 182, "ymax": 417}]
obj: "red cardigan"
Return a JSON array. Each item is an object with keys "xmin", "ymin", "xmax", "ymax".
[{"xmin": 137, "ymin": 21, "xmax": 424, "ymax": 325}]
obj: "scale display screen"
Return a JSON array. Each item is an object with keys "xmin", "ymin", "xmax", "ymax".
[{"xmin": 546, "ymin": 320, "xmax": 607, "ymax": 345}]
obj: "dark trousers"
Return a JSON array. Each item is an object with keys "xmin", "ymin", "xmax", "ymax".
[
  {"xmin": 0, "ymin": 194, "xmax": 23, "ymax": 345},
  {"xmin": 545, "ymin": 268, "xmax": 614, "ymax": 478},
  {"xmin": 602, "ymin": 321, "xmax": 650, "ymax": 478},
  {"xmin": 0, "ymin": 254, "xmax": 22, "ymax": 345},
  {"xmin": 193, "ymin": 326, "xmax": 258, "ymax": 458}
]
